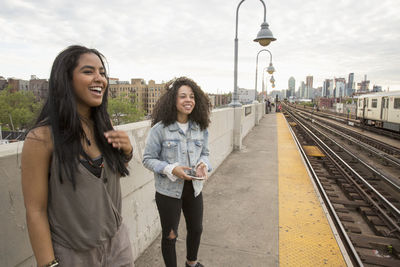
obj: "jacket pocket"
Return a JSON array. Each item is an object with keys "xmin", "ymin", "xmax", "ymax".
[
  {"xmin": 194, "ymin": 140, "xmax": 203, "ymax": 147},
  {"xmin": 162, "ymin": 140, "xmax": 179, "ymax": 163}
]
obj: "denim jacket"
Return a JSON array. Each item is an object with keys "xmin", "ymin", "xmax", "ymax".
[{"xmin": 142, "ymin": 120, "xmax": 212, "ymax": 198}]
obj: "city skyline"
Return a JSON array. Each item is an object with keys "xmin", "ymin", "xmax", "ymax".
[{"xmin": 1, "ymin": 0, "xmax": 399, "ymax": 94}]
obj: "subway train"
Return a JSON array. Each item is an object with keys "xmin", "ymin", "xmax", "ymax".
[{"xmin": 356, "ymin": 91, "xmax": 400, "ymax": 132}]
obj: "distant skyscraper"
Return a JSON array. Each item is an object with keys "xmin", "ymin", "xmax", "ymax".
[
  {"xmin": 305, "ymin": 76, "xmax": 313, "ymax": 98},
  {"xmin": 346, "ymin": 73, "xmax": 354, "ymax": 96},
  {"xmin": 300, "ymin": 81, "xmax": 306, "ymax": 98},
  {"xmin": 288, "ymin": 77, "xmax": 295, "ymax": 97},
  {"xmin": 306, "ymin": 76, "xmax": 313, "ymax": 89},
  {"xmin": 327, "ymin": 79, "xmax": 335, "ymax": 97},
  {"xmin": 322, "ymin": 79, "xmax": 330, "ymax": 97},
  {"xmin": 357, "ymin": 75, "xmax": 370, "ymax": 92},
  {"xmin": 334, "ymin": 78, "xmax": 346, "ymax": 98}
]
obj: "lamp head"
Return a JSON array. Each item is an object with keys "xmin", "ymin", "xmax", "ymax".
[
  {"xmin": 254, "ymin": 22, "xmax": 276, "ymax": 47},
  {"xmin": 270, "ymin": 75, "xmax": 275, "ymax": 83},
  {"xmin": 267, "ymin": 62, "xmax": 275, "ymax": 74}
]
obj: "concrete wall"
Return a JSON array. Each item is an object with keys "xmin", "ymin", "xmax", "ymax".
[
  {"xmin": 0, "ymin": 103, "xmax": 264, "ymax": 266},
  {"xmin": 242, "ymin": 104, "xmax": 256, "ymax": 139}
]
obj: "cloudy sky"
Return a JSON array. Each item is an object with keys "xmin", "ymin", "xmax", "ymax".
[{"xmin": 1, "ymin": 0, "xmax": 399, "ymax": 94}]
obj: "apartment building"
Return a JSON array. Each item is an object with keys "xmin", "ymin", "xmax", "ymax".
[
  {"xmin": 29, "ymin": 76, "xmax": 49, "ymax": 99},
  {"xmin": 7, "ymin": 78, "xmax": 29, "ymax": 92},
  {"xmin": 1, "ymin": 76, "xmax": 48, "ymax": 99},
  {"xmin": 0, "ymin": 76, "xmax": 7, "ymax": 90},
  {"xmin": 108, "ymin": 78, "xmax": 166, "ymax": 115},
  {"xmin": 146, "ymin": 80, "xmax": 166, "ymax": 115}
]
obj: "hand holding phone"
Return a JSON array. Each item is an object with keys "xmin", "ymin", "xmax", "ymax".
[
  {"xmin": 188, "ymin": 175, "xmax": 206, "ymax": 180},
  {"xmin": 172, "ymin": 166, "xmax": 193, "ymax": 181}
]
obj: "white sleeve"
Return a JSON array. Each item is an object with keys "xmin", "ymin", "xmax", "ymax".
[{"xmin": 163, "ymin": 162, "xmax": 180, "ymax": 182}]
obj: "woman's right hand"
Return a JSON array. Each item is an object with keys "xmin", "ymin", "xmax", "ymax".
[{"xmin": 172, "ymin": 165, "xmax": 193, "ymax": 180}]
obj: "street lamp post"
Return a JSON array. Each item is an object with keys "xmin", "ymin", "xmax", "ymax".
[
  {"xmin": 262, "ymin": 70, "xmax": 276, "ymax": 99},
  {"xmin": 230, "ymin": 0, "xmax": 276, "ymax": 107},
  {"xmin": 262, "ymin": 66, "xmax": 268, "ymax": 99},
  {"xmin": 254, "ymin": 49, "xmax": 275, "ymax": 101}
]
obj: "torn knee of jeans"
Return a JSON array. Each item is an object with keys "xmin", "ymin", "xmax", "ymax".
[{"xmin": 167, "ymin": 229, "xmax": 177, "ymax": 240}]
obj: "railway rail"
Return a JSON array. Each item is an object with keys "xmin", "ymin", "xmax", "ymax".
[
  {"xmin": 290, "ymin": 108, "xmax": 400, "ymax": 189},
  {"xmin": 290, "ymin": 104, "xmax": 400, "ymax": 140}
]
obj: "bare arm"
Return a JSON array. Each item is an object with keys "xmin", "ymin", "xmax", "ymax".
[{"xmin": 21, "ymin": 127, "xmax": 55, "ymax": 266}]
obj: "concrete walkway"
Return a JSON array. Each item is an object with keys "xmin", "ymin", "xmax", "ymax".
[{"xmin": 135, "ymin": 113, "xmax": 279, "ymax": 266}]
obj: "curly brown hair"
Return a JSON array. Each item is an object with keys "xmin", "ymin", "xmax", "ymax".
[{"xmin": 151, "ymin": 77, "xmax": 211, "ymax": 130}]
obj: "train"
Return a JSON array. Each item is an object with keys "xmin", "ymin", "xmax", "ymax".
[{"xmin": 356, "ymin": 91, "xmax": 400, "ymax": 132}]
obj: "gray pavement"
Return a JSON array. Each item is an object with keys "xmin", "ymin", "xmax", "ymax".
[{"xmin": 135, "ymin": 113, "xmax": 279, "ymax": 267}]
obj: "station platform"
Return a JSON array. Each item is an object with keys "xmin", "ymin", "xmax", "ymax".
[{"xmin": 135, "ymin": 112, "xmax": 350, "ymax": 267}]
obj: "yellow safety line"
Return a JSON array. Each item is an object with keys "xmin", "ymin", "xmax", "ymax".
[{"xmin": 277, "ymin": 113, "xmax": 346, "ymax": 266}]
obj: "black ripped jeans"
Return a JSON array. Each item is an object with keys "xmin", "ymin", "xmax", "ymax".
[{"xmin": 155, "ymin": 180, "xmax": 203, "ymax": 267}]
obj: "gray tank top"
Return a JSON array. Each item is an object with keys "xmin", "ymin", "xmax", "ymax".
[{"xmin": 47, "ymin": 156, "xmax": 122, "ymax": 250}]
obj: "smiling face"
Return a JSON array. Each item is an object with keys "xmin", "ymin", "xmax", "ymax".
[
  {"xmin": 176, "ymin": 85, "xmax": 195, "ymax": 123},
  {"xmin": 72, "ymin": 52, "xmax": 107, "ymax": 116}
]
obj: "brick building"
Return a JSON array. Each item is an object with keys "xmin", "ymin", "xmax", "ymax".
[
  {"xmin": 29, "ymin": 76, "xmax": 49, "ymax": 100},
  {"xmin": 108, "ymin": 78, "xmax": 166, "ymax": 115},
  {"xmin": 208, "ymin": 93, "xmax": 232, "ymax": 108},
  {"xmin": 0, "ymin": 76, "xmax": 8, "ymax": 90}
]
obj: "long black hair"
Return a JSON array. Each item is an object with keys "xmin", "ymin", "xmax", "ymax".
[
  {"xmin": 33, "ymin": 45, "xmax": 129, "ymax": 188},
  {"xmin": 151, "ymin": 77, "xmax": 211, "ymax": 130}
]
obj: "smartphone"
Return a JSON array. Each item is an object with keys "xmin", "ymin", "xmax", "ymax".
[{"xmin": 188, "ymin": 175, "xmax": 206, "ymax": 180}]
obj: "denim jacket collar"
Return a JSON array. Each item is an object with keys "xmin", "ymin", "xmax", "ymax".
[{"xmin": 167, "ymin": 120, "xmax": 199, "ymax": 132}]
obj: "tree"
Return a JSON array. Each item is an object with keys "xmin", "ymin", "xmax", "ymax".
[
  {"xmin": 0, "ymin": 87, "xmax": 43, "ymax": 131},
  {"xmin": 107, "ymin": 93, "xmax": 145, "ymax": 125}
]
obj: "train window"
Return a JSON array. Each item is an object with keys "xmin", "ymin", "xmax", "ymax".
[
  {"xmin": 394, "ymin": 98, "xmax": 400, "ymax": 109},
  {"xmin": 371, "ymin": 99, "xmax": 377, "ymax": 108}
]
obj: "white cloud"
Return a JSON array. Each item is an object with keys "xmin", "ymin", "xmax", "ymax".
[{"xmin": 0, "ymin": 0, "xmax": 399, "ymax": 93}]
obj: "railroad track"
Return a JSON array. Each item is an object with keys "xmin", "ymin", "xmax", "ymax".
[
  {"xmin": 283, "ymin": 107, "xmax": 400, "ymax": 267},
  {"xmin": 290, "ymin": 104, "xmax": 400, "ymax": 141},
  {"xmin": 287, "ymin": 105, "xmax": 400, "ymax": 190},
  {"xmin": 296, "ymin": 110, "xmax": 400, "ymax": 162}
]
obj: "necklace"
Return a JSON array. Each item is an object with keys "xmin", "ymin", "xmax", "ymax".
[{"xmin": 80, "ymin": 116, "xmax": 93, "ymax": 147}]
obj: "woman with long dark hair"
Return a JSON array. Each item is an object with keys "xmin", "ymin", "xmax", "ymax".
[
  {"xmin": 21, "ymin": 45, "xmax": 134, "ymax": 267},
  {"xmin": 143, "ymin": 77, "xmax": 212, "ymax": 267}
]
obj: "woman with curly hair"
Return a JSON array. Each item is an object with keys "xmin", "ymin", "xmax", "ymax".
[
  {"xmin": 21, "ymin": 45, "xmax": 134, "ymax": 266},
  {"xmin": 143, "ymin": 77, "xmax": 212, "ymax": 267}
]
